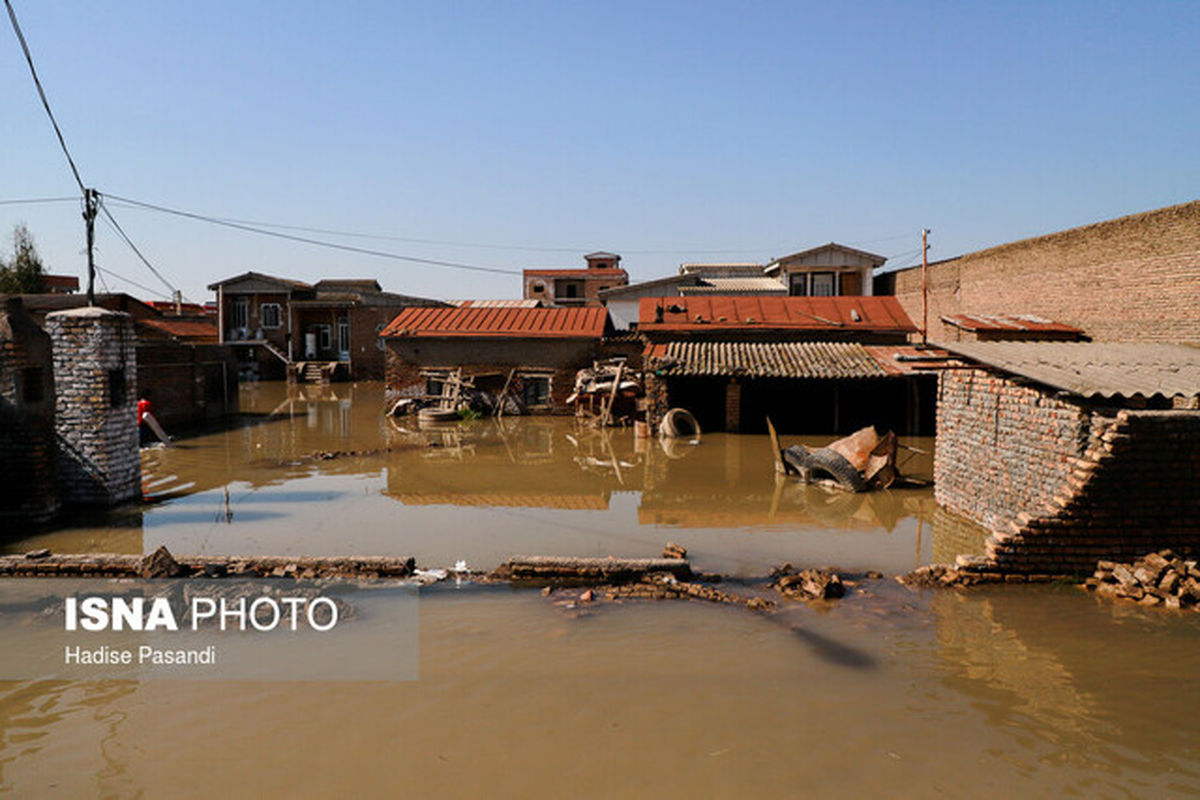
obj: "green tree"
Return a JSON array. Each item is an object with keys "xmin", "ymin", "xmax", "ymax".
[{"xmin": 0, "ymin": 223, "xmax": 47, "ymax": 294}]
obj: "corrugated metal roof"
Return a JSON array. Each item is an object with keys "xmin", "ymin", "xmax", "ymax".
[
  {"xmin": 679, "ymin": 277, "xmax": 788, "ymax": 294},
  {"xmin": 381, "ymin": 305, "xmax": 608, "ymax": 339},
  {"xmin": 933, "ymin": 341, "xmax": 1200, "ymax": 400},
  {"xmin": 863, "ymin": 345, "xmax": 954, "ymax": 376},
  {"xmin": 941, "ymin": 313, "xmax": 1082, "ymax": 334},
  {"xmin": 647, "ymin": 341, "xmax": 891, "ymax": 379},
  {"xmin": 638, "ymin": 295, "xmax": 916, "ymax": 333}
]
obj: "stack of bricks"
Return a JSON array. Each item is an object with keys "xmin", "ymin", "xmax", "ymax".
[
  {"xmin": 0, "ymin": 299, "xmax": 60, "ymax": 524},
  {"xmin": 45, "ymin": 307, "xmax": 140, "ymax": 506},
  {"xmin": 643, "ymin": 368, "xmax": 670, "ymax": 430},
  {"xmin": 936, "ymin": 368, "xmax": 1200, "ymax": 574}
]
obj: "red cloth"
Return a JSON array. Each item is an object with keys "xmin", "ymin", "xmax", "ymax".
[{"xmin": 138, "ymin": 398, "xmax": 152, "ymax": 425}]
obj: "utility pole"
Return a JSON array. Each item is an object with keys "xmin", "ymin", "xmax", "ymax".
[
  {"xmin": 83, "ymin": 188, "xmax": 99, "ymax": 306},
  {"xmin": 920, "ymin": 228, "xmax": 931, "ymax": 346}
]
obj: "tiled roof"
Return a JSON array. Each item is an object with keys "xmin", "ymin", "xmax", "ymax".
[
  {"xmin": 941, "ymin": 313, "xmax": 1082, "ymax": 334},
  {"xmin": 381, "ymin": 305, "xmax": 609, "ymax": 339},
  {"xmin": 646, "ymin": 341, "xmax": 891, "ymax": 379},
  {"xmin": 933, "ymin": 341, "xmax": 1200, "ymax": 400},
  {"xmin": 524, "ymin": 268, "xmax": 628, "ymax": 278},
  {"xmin": 637, "ymin": 295, "xmax": 916, "ymax": 333}
]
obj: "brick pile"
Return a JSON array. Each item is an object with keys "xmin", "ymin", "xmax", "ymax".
[{"xmin": 1085, "ymin": 550, "xmax": 1200, "ymax": 610}]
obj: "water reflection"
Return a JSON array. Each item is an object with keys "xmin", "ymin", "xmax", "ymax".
[
  {"xmin": 3, "ymin": 382, "xmax": 965, "ymax": 576},
  {"xmin": 931, "ymin": 587, "xmax": 1200, "ymax": 785}
]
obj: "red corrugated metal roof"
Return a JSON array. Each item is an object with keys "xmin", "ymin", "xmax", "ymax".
[
  {"xmin": 139, "ymin": 317, "xmax": 219, "ymax": 342},
  {"xmin": 941, "ymin": 313, "xmax": 1082, "ymax": 334},
  {"xmin": 637, "ymin": 295, "xmax": 916, "ymax": 333},
  {"xmin": 523, "ymin": 268, "xmax": 628, "ymax": 278},
  {"xmin": 381, "ymin": 305, "xmax": 609, "ymax": 339}
]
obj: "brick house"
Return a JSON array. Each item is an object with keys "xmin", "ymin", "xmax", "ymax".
[
  {"xmin": 523, "ymin": 252, "xmax": 629, "ymax": 307},
  {"xmin": 208, "ymin": 272, "xmax": 444, "ymax": 380},
  {"xmin": 381, "ymin": 305, "xmax": 618, "ymax": 414}
]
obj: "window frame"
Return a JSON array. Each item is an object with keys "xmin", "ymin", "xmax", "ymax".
[{"xmin": 260, "ymin": 302, "xmax": 282, "ymax": 329}]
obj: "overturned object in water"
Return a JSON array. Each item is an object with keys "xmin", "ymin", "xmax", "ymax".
[
  {"xmin": 418, "ymin": 406, "xmax": 460, "ymax": 423},
  {"xmin": 771, "ymin": 421, "xmax": 897, "ymax": 492},
  {"xmin": 659, "ymin": 407, "xmax": 701, "ymax": 438}
]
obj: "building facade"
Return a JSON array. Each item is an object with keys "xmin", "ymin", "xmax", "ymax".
[{"xmin": 523, "ymin": 252, "xmax": 629, "ymax": 307}]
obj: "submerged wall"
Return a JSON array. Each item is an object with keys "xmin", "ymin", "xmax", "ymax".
[{"xmin": 935, "ymin": 369, "xmax": 1200, "ymax": 573}]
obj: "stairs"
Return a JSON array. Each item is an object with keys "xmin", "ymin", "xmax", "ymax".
[{"xmin": 303, "ymin": 362, "xmax": 325, "ymax": 382}]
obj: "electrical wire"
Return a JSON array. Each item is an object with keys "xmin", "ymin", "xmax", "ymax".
[
  {"xmin": 105, "ymin": 193, "xmax": 525, "ymax": 276},
  {"xmin": 0, "ymin": 196, "xmax": 78, "ymax": 206},
  {"xmin": 97, "ymin": 197, "xmax": 182, "ymax": 298},
  {"xmin": 95, "ymin": 264, "xmax": 173, "ymax": 301},
  {"xmin": 3, "ymin": 0, "xmax": 86, "ymax": 194}
]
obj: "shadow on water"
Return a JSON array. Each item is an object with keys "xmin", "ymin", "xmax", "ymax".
[{"xmin": 781, "ymin": 621, "xmax": 879, "ymax": 669}]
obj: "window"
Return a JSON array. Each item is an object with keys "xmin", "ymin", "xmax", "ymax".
[
  {"xmin": 531, "ymin": 282, "xmax": 546, "ymax": 294},
  {"xmin": 317, "ymin": 325, "xmax": 332, "ymax": 351},
  {"xmin": 108, "ymin": 368, "xmax": 126, "ymax": 407},
  {"xmin": 563, "ymin": 283, "xmax": 579, "ymax": 298},
  {"xmin": 425, "ymin": 377, "xmax": 445, "ymax": 399},
  {"xmin": 522, "ymin": 375, "xmax": 551, "ymax": 407},
  {"xmin": 375, "ymin": 323, "xmax": 386, "ymax": 351},
  {"xmin": 18, "ymin": 367, "xmax": 44, "ymax": 405},
  {"xmin": 789, "ymin": 273, "xmax": 808, "ymax": 296},
  {"xmin": 260, "ymin": 302, "xmax": 281, "ymax": 329},
  {"xmin": 810, "ymin": 272, "xmax": 837, "ymax": 297},
  {"xmin": 232, "ymin": 297, "xmax": 248, "ymax": 329}
]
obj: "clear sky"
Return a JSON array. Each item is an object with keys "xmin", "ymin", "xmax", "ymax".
[{"xmin": 2, "ymin": 1, "xmax": 1197, "ymax": 304}]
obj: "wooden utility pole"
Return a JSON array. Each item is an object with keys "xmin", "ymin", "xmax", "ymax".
[
  {"xmin": 920, "ymin": 228, "xmax": 930, "ymax": 346},
  {"xmin": 83, "ymin": 188, "xmax": 99, "ymax": 306}
]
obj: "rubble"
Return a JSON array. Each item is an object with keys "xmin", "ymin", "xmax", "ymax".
[
  {"xmin": 661, "ymin": 542, "xmax": 687, "ymax": 560},
  {"xmin": 774, "ymin": 568, "xmax": 846, "ymax": 601},
  {"xmin": 1086, "ymin": 550, "xmax": 1200, "ymax": 610}
]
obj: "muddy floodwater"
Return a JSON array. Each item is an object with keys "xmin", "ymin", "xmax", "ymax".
[{"xmin": 3, "ymin": 382, "xmax": 1200, "ymax": 797}]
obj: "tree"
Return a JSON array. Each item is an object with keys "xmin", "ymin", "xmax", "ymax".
[{"xmin": 0, "ymin": 224, "xmax": 47, "ymax": 294}]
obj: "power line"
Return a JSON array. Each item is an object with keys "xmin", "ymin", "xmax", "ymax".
[
  {"xmin": 95, "ymin": 264, "xmax": 172, "ymax": 301},
  {"xmin": 0, "ymin": 196, "xmax": 78, "ymax": 206},
  {"xmin": 97, "ymin": 197, "xmax": 181, "ymax": 298},
  {"xmin": 3, "ymin": 0, "xmax": 86, "ymax": 194},
  {"xmin": 105, "ymin": 193, "xmax": 525, "ymax": 276}
]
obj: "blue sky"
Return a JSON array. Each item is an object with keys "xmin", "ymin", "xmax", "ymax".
[{"xmin": 2, "ymin": 1, "xmax": 1197, "ymax": 304}]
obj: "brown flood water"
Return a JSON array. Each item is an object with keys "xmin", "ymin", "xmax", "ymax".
[{"xmin": 3, "ymin": 381, "xmax": 1200, "ymax": 797}]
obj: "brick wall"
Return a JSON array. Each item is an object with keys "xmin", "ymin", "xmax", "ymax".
[
  {"xmin": 46, "ymin": 307, "xmax": 140, "ymax": 506},
  {"xmin": 935, "ymin": 368, "xmax": 1200, "ymax": 573},
  {"xmin": 137, "ymin": 342, "xmax": 238, "ymax": 430},
  {"xmin": 887, "ymin": 200, "xmax": 1200, "ymax": 344},
  {"xmin": 0, "ymin": 300, "xmax": 60, "ymax": 524}
]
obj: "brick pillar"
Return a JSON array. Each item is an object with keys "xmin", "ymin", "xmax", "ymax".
[
  {"xmin": 725, "ymin": 379, "xmax": 741, "ymax": 433},
  {"xmin": 46, "ymin": 307, "xmax": 140, "ymax": 506}
]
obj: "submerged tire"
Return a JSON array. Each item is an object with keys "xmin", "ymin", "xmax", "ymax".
[
  {"xmin": 782, "ymin": 445, "xmax": 869, "ymax": 492},
  {"xmin": 660, "ymin": 408, "xmax": 701, "ymax": 438}
]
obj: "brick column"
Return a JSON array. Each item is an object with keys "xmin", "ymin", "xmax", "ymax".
[{"xmin": 46, "ymin": 307, "xmax": 140, "ymax": 506}]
